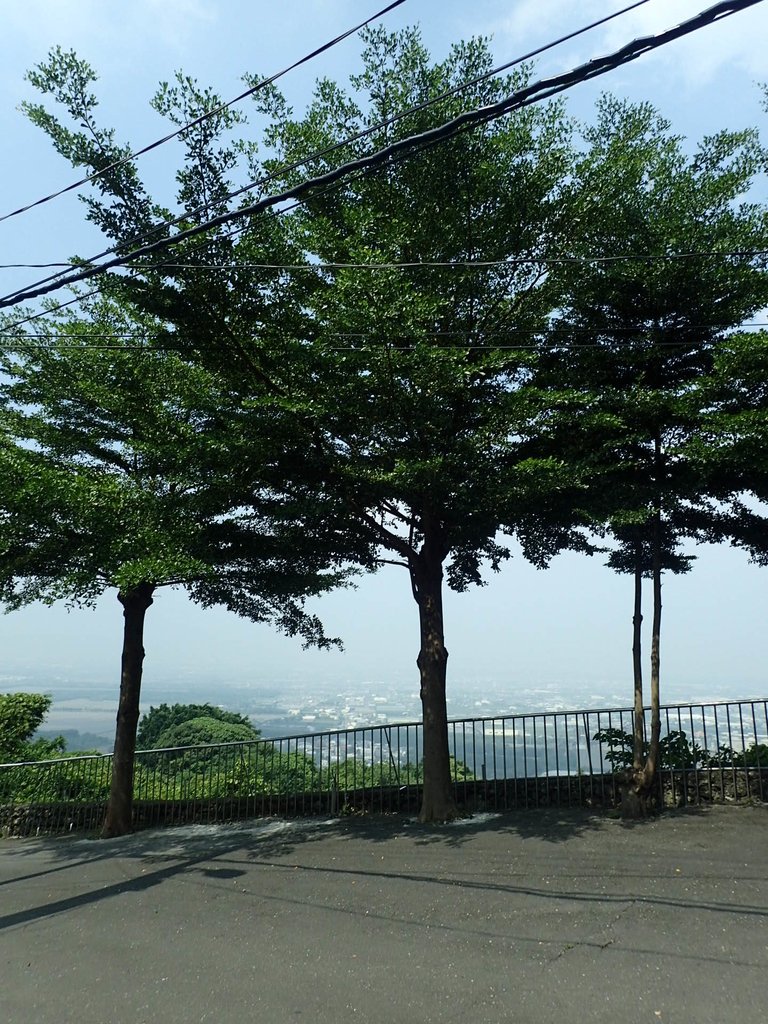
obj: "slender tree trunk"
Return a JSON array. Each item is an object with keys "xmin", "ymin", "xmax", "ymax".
[
  {"xmin": 641, "ymin": 434, "xmax": 665, "ymax": 808},
  {"xmin": 102, "ymin": 583, "xmax": 155, "ymax": 838},
  {"xmin": 623, "ymin": 433, "xmax": 664, "ymax": 819},
  {"xmin": 410, "ymin": 535, "xmax": 458, "ymax": 823},
  {"xmin": 631, "ymin": 545, "xmax": 644, "ymax": 772},
  {"xmin": 622, "ymin": 547, "xmax": 650, "ymax": 820},
  {"xmin": 645, "ymin": 509, "xmax": 663, "ymax": 787}
]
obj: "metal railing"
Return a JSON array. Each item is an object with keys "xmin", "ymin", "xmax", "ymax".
[{"xmin": 1, "ymin": 697, "xmax": 766, "ymax": 836}]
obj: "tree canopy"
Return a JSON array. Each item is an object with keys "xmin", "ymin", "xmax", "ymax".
[
  {"xmin": 0, "ymin": 298, "xmax": 356, "ymax": 834},
  {"xmin": 137, "ymin": 702, "xmax": 257, "ymax": 750}
]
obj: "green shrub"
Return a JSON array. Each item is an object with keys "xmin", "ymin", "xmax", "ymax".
[{"xmin": 593, "ymin": 727, "xmax": 766, "ymax": 772}]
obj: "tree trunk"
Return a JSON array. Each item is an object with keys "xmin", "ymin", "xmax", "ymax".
[
  {"xmin": 622, "ymin": 548, "xmax": 653, "ymax": 820},
  {"xmin": 631, "ymin": 545, "xmax": 644, "ymax": 772},
  {"xmin": 410, "ymin": 537, "xmax": 458, "ymax": 823},
  {"xmin": 646, "ymin": 509, "xmax": 663, "ymax": 787},
  {"xmin": 622, "ymin": 484, "xmax": 664, "ymax": 818},
  {"xmin": 102, "ymin": 583, "xmax": 155, "ymax": 838}
]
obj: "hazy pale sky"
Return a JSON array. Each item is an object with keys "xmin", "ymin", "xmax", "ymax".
[{"xmin": 1, "ymin": 0, "xmax": 767, "ymax": 706}]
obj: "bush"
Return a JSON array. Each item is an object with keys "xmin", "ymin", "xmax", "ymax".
[
  {"xmin": 0, "ymin": 692, "xmax": 65, "ymax": 763},
  {"xmin": 593, "ymin": 727, "xmax": 705, "ymax": 771},
  {"xmin": 137, "ymin": 703, "xmax": 256, "ymax": 750},
  {"xmin": 593, "ymin": 727, "xmax": 767, "ymax": 772},
  {"xmin": 153, "ymin": 716, "xmax": 260, "ymax": 751},
  {"xmin": 0, "ymin": 754, "xmax": 111, "ymax": 803},
  {"xmin": 222, "ymin": 747, "xmax": 320, "ymax": 797}
]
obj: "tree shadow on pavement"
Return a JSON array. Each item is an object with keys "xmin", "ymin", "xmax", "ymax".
[{"xmin": 1, "ymin": 805, "xmax": 764, "ymax": 937}]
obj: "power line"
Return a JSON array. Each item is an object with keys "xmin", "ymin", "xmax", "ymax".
[
  {"xmin": 3, "ymin": 247, "xmax": 767, "ymax": 280},
  {"xmin": 0, "ymin": 0, "xmax": 759, "ymax": 313},
  {"xmin": 2, "ymin": 333, "xmax": 148, "ymax": 339},
  {"xmin": 4, "ymin": 247, "xmax": 768, "ymax": 271},
  {"xmin": 4, "ymin": 238, "xmax": 766, "ymax": 334},
  {"xmin": 3, "ymin": 323, "xmax": 766, "ymax": 348},
  {"xmin": 0, "ymin": 263, "xmax": 76, "ymax": 270},
  {"xmin": 145, "ymin": 250, "xmax": 768, "ymax": 270},
  {"xmin": 0, "ymin": 0, "xmax": 407, "ymax": 227},
  {"xmin": 5, "ymin": 291, "xmax": 103, "ymax": 332},
  {"xmin": 0, "ymin": 0, "xmax": 654, "ymax": 305}
]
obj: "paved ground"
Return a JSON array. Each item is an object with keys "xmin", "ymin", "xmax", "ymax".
[{"xmin": 1, "ymin": 805, "xmax": 766, "ymax": 1024}]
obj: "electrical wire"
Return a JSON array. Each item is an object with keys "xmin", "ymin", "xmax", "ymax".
[
  {"xmin": 0, "ymin": 0, "xmax": 759, "ymax": 313},
  {"xmin": 138, "ymin": 250, "xmax": 768, "ymax": 270},
  {"xmin": 0, "ymin": 0, "xmax": 407, "ymax": 227},
  {"xmin": 4, "ymin": 247, "xmax": 768, "ymax": 271},
  {"xmin": 5, "ymin": 237, "xmax": 766, "ymax": 334},
  {"xmin": 3, "ymin": 323, "xmax": 766, "ymax": 351},
  {"xmin": 0, "ymin": 0, "xmax": 655, "ymax": 305}
]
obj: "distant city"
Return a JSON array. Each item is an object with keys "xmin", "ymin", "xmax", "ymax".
[{"xmin": 2, "ymin": 668, "xmax": 760, "ymax": 754}]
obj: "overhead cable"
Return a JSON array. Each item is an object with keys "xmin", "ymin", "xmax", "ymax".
[
  {"xmin": 0, "ymin": 0, "xmax": 407, "ymax": 227},
  {"xmin": 147, "ymin": 250, "xmax": 768, "ymax": 270},
  {"xmin": 4, "ymin": 247, "xmax": 768, "ymax": 271},
  {"xmin": 0, "ymin": 0, "xmax": 653, "ymax": 304},
  {"xmin": 1, "ymin": 0, "xmax": 760, "ymax": 313},
  {"xmin": 4, "ymin": 322, "xmax": 767, "ymax": 347}
]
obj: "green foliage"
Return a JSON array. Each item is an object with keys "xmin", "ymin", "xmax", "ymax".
[
  {"xmin": 0, "ymin": 753, "xmax": 112, "ymax": 803},
  {"xmin": 251, "ymin": 27, "xmax": 587, "ymax": 585},
  {"xmin": 594, "ymin": 727, "xmax": 706, "ymax": 771},
  {"xmin": 1, "ymin": 726, "xmax": 477, "ymax": 805},
  {"xmin": 448, "ymin": 756, "xmax": 475, "ymax": 782},
  {"xmin": 137, "ymin": 703, "xmax": 255, "ymax": 750},
  {"xmin": 17, "ymin": 31, "xmax": 590, "ymax": 595},
  {"xmin": 699, "ymin": 741, "xmax": 768, "ymax": 768},
  {"xmin": 737, "ymin": 742, "xmax": 768, "ymax": 767},
  {"xmin": 592, "ymin": 727, "xmax": 768, "ymax": 772},
  {"xmin": 151, "ymin": 717, "xmax": 260, "ymax": 770},
  {"xmin": 593, "ymin": 727, "xmax": 634, "ymax": 770},
  {"xmin": 22, "ymin": 46, "xmax": 166, "ymax": 243},
  {"xmin": 20, "ymin": 735, "xmax": 68, "ymax": 761},
  {"xmin": 332, "ymin": 759, "xmax": 405, "ymax": 790},
  {"xmin": 0, "ymin": 693, "xmax": 65, "ymax": 763},
  {"xmin": 535, "ymin": 96, "xmax": 768, "ymax": 555},
  {"xmin": 222, "ymin": 748, "xmax": 320, "ymax": 797},
  {"xmin": 328, "ymin": 755, "xmax": 473, "ymax": 789}
]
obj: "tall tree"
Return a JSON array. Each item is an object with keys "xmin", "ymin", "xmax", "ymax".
[
  {"xmin": 0, "ymin": 303, "xmax": 351, "ymax": 836},
  {"xmin": 235, "ymin": 29, "xmax": 592, "ymax": 820},
  {"xmin": 20, "ymin": 32, "xmax": 592, "ymax": 821},
  {"xmin": 535, "ymin": 97, "xmax": 768, "ymax": 814}
]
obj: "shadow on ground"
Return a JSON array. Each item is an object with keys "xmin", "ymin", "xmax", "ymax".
[{"xmin": 2, "ymin": 805, "xmax": 765, "ymax": 936}]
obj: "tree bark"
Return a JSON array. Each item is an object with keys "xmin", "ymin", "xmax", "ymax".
[
  {"xmin": 623, "ymin": 445, "xmax": 664, "ymax": 819},
  {"xmin": 622, "ymin": 547, "xmax": 652, "ymax": 820},
  {"xmin": 410, "ymin": 533, "xmax": 458, "ymax": 823},
  {"xmin": 646, "ymin": 508, "xmax": 663, "ymax": 787},
  {"xmin": 102, "ymin": 583, "xmax": 155, "ymax": 838},
  {"xmin": 631, "ymin": 544, "xmax": 644, "ymax": 772}
]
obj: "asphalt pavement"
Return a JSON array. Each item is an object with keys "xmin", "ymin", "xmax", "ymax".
[{"xmin": 1, "ymin": 805, "xmax": 766, "ymax": 1024}]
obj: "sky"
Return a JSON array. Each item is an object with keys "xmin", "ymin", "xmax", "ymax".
[{"xmin": 1, "ymin": 0, "xmax": 767, "ymax": 711}]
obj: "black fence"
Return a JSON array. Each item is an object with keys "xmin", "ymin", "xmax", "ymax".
[{"xmin": 2, "ymin": 698, "xmax": 766, "ymax": 836}]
